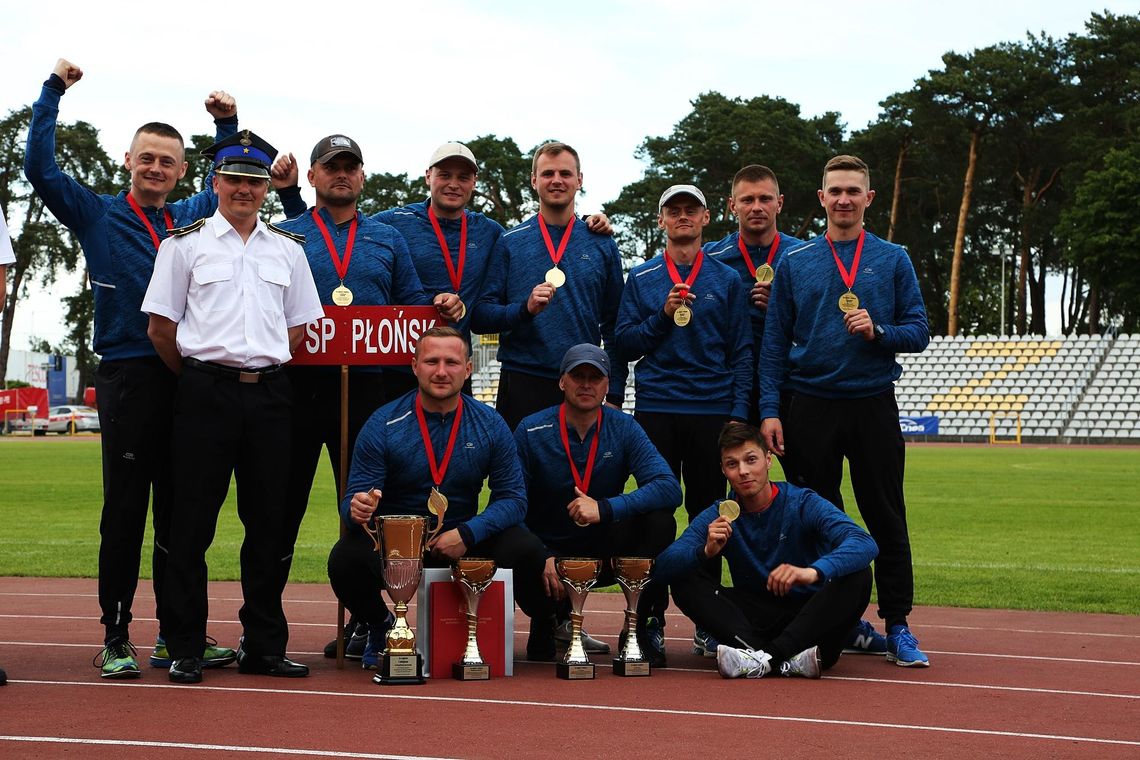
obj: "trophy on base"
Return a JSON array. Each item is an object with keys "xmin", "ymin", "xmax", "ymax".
[
  {"xmin": 451, "ymin": 557, "xmax": 497, "ymax": 681},
  {"xmin": 365, "ymin": 515, "xmax": 427, "ymax": 685},
  {"xmin": 555, "ymin": 558, "xmax": 601, "ymax": 680},
  {"xmin": 612, "ymin": 557, "xmax": 654, "ymax": 677}
]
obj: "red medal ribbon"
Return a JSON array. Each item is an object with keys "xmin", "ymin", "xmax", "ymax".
[
  {"xmin": 312, "ymin": 211, "xmax": 358, "ymax": 282},
  {"xmin": 126, "ymin": 194, "xmax": 173, "ymax": 252},
  {"xmin": 558, "ymin": 403, "xmax": 603, "ymax": 494},
  {"xmin": 736, "ymin": 232, "xmax": 781, "ymax": 278},
  {"xmin": 537, "ymin": 214, "xmax": 575, "ymax": 268},
  {"xmin": 428, "ymin": 204, "xmax": 467, "ymax": 293},
  {"xmin": 825, "ymin": 229, "xmax": 865, "ymax": 291},
  {"xmin": 664, "ymin": 249, "xmax": 704, "ymax": 298},
  {"xmin": 415, "ymin": 395, "xmax": 464, "ymax": 489}
]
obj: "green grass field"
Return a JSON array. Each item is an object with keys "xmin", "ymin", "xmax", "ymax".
[{"xmin": 1, "ymin": 437, "xmax": 1137, "ymax": 615}]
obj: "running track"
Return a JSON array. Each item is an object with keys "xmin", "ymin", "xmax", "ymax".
[{"xmin": 1, "ymin": 577, "xmax": 1136, "ymax": 759}]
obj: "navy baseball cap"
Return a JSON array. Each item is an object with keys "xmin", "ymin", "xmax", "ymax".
[{"xmin": 560, "ymin": 344, "xmax": 610, "ymax": 377}]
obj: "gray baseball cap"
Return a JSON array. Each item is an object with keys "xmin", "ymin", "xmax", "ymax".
[
  {"xmin": 311, "ymin": 134, "xmax": 363, "ymax": 165},
  {"xmin": 559, "ymin": 344, "xmax": 610, "ymax": 377}
]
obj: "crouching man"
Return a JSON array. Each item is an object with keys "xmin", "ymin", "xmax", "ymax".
[{"xmin": 653, "ymin": 423, "xmax": 876, "ymax": 679}]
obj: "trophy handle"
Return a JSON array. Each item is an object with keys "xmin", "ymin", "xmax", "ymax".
[{"xmin": 361, "ymin": 519, "xmax": 381, "ymax": 553}]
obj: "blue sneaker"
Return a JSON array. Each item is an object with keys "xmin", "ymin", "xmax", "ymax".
[
  {"xmin": 692, "ymin": 628, "xmax": 719, "ymax": 658},
  {"xmin": 361, "ymin": 613, "xmax": 396, "ymax": 671},
  {"xmin": 843, "ymin": 619, "xmax": 888, "ymax": 655},
  {"xmin": 886, "ymin": 625, "xmax": 930, "ymax": 667}
]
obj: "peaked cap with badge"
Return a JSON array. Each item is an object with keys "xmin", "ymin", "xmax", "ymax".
[{"xmin": 202, "ymin": 129, "xmax": 277, "ymax": 178}]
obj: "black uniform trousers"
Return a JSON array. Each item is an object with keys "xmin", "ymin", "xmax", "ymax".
[
  {"xmin": 495, "ymin": 369, "xmax": 563, "ymax": 433},
  {"xmin": 162, "ymin": 361, "xmax": 295, "ymax": 659},
  {"xmin": 534, "ymin": 507, "xmax": 676, "ymax": 626},
  {"xmin": 327, "ymin": 523, "xmax": 549, "ymax": 630},
  {"xmin": 672, "ymin": 567, "xmax": 872, "ymax": 668},
  {"xmin": 634, "ymin": 411, "xmax": 727, "ymax": 583},
  {"xmin": 779, "ymin": 389, "xmax": 914, "ymax": 627},
  {"xmin": 282, "ymin": 366, "xmax": 387, "ymax": 555},
  {"xmin": 94, "ymin": 357, "xmax": 177, "ymax": 642}
]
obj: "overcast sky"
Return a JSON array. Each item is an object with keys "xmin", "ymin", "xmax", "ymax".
[{"xmin": 2, "ymin": 0, "xmax": 1136, "ymax": 351}]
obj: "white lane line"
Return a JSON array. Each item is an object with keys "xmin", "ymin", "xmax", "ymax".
[
  {"xmin": 824, "ymin": 675, "xmax": 1139, "ymax": 700},
  {"xmin": 921, "ymin": 623, "xmax": 1140, "ymax": 639},
  {"xmin": 0, "ymin": 736, "xmax": 454, "ymax": 759},
  {"xmin": 924, "ymin": 649, "xmax": 1140, "ymax": 666},
  {"xmin": 8, "ymin": 681, "xmax": 1140, "ymax": 747},
  {"xmin": 915, "ymin": 560, "xmax": 1140, "ymax": 575}
]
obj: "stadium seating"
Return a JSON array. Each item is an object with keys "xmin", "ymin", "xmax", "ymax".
[{"xmin": 470, "ymin": 333, "xmax": 1139, "ymax": 443}]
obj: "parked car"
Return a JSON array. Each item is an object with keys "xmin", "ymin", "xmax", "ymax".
[{"xmin": 44, "ymin": 406, "xmax": 100, "ymax": 434}]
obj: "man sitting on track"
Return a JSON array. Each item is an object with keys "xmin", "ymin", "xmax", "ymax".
[{"xmin": 654, "ymin": 423, "xmax": 877, "ymax": 679}]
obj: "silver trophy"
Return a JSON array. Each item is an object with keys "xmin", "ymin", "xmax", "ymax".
[
  {"xmin": 451, "ymin": 557, "xmax": 497, "ymax": 680},
  {"xmin": 555, "ymin": 557, "xmax": 601, "ymax": 680},
  {"xmin": 613, "ymin": 557, "xmax": 654, "ymax": 676}
]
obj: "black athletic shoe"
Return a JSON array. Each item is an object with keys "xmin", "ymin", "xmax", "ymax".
[{"xmin": 169, "ymin": 657, "xmax": 203, "ymax": 684}]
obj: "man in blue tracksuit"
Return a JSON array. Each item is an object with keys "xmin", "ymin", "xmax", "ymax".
[
  {"xmin": 654, "ymin": 423, "xmax": 876, "ymax": 679},
  {"xmin": 273, "ymin": 136, "xmax": 464, "ymax": 658},
  {"xmin": 328, "ymin": 326, "xmax": 548, "ymax": 672},
  {"xmin": 24, "ymin": 57, "xmax": 239, "ymax": 678},
  {"xmin": 615, "ymin": 184, "xmax": 752, "ymax": 659},
  {"xmin": 703, "ymin": 165, "xmax": 803, "ymax": 428},
  {"xmin": 759, "ymin": 154, "xmax": 931, "ymax": 667},
  {"xmin": 514, "ymin": 344, "xmax": 681, "ymax": 664},
  {"xmin": 471, "ymin": 142, "xmax": 627, "ymax": 431}
]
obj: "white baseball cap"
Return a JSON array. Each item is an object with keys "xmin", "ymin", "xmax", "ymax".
[
  {"xmin": 428, "ymin": 142, "xmax": 478, "ymax": 172},
  {"xmin": 658, "ymin": 184, "xmax": 707, "ymax": 209}
]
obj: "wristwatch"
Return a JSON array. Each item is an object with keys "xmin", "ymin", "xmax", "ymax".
[{"xmin": 873, "ymin": 324, "xmax": 886, "ymax": 342}]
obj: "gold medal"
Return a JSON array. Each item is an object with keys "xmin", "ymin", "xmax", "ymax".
[
  {"xmin": 718, "ymin": 499, "xmax": 740, "ymax": 522},
  {"xmin": 545, "ymin": 266, "xmax": 566, "ymax": 288},
  {"xmin": 574, "ymin": 517, "xmax": 590, "ymax": 528},
  {"xmin": 427, "ymin": 487, "xmax": 449, "ymax": 516},
  {"xmin": 755, "ymin": 264, "xmax": 775, "ymax": 284},
  {"xmin": 332, "ymin": 284, "xmax": 353, "ymax": 306},
  {"xmin": 673, "ymin": 304, "xmax": 692, "ymax": 327},
  {"xmin": 838, "ymin": 291, "xmax": 860, "ymax": 313},
  {"xmin": 458, "ymin": 301, "xmax": 467, "ymax": 320}
]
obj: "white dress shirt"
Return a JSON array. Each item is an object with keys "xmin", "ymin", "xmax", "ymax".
[
  {"xmin": 142, "ymin": 211, "xmax": 323, "ymax": 368},
  {"xmin": 0, "ymin": 213, "xmax": 15, "ymax": 266}
]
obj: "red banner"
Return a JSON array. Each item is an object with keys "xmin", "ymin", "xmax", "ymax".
[
  {"xmin": 290, "ymin": 305, "xmax": 442, "ymax": 366},
  {"xmin": 0, "ymin": 386, "xmax": 49, "ymax": 419}
]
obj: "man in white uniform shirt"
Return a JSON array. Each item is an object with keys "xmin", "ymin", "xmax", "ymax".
[{"xmin": 142, "ymin": 130, "xmax": 323, "ymax": 684}]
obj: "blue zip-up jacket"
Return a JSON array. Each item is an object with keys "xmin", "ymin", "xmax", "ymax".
[
  {"xmin": 24, "ymin": 76, "xmax": 236, "ymax": 361},
  {"xmin": 341, "ymin": 391, "xmax": 527, "ymax": 548},
  {"xmin": 703, "ymin": 230, "xmax": 803, "ymax": 346},
  {"xmin": 653, "ymin": 483, "xmax": 878, "ymax": 598},
  {"xmin": 470, "ymin": 214, "xmax": 627, "ymax": 401},
  {"xmin": 614, "ymin": 252, "xmax": 752, "ymax": 419},
  {"xmin": 759, "ymin": 232, "xmax": 929, "ymax": 418},
  {"xmin": 514, "ymin": 404, "xmax": 681, "ymax": 549},
  {"xmin": 277, "ymin": 208, "xmax": 430, "ymax": 373},
  {"xmin": 373, "ymin": 200, "xmax": 505, "ymax": 343}
]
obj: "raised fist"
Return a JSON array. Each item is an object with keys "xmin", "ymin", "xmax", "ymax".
[{"xmin": 53, "ymin": 58, "xmax": 83, "ymax": 89}]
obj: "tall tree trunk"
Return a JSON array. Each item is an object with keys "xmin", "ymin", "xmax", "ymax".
[
  {"xmin": 887, "ymin": 138, "xmax": 909, "ymax": 243},
  {"xmin": 947, "ymin": 129, "xmax": 980, "ymax": 336},
  {"xmin": 1029, "ymin": 247, "xmax": 1047, "ymax": 335}
]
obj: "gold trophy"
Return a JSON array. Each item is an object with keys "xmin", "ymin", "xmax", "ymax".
[
  {"xmin": 451, "ymin": 557, "xmax": 497, "ymax": 681},
  {"xmin": 612, "ymin": 557, "xmax": 654, "ymax": 677},
  {"xmin": 365, "ymin": 515, "xmax": 427, "ymax": 685},
  {"xmin": 555, "ymin": 558, "xmax": 601, "ymax": 680}
]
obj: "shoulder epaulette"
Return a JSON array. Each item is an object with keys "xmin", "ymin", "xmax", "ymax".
[
  {"xmin": 267, "ymin": 222, "xmax": 305, "ymax": 244},
  {"xmin": 168, "ymin": 218, "xmax": 206, "ymax": 237}
]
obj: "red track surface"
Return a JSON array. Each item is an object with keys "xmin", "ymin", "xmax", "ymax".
[{"xmin": 1, "ymin": 577, "xmax": 1137, "ymax": 759}]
